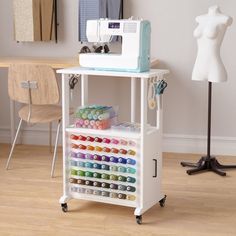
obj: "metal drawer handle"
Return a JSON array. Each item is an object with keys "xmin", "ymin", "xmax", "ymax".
[{"xmin": 153, "ymin": 159, "xmax": 157, "ymax": 178}]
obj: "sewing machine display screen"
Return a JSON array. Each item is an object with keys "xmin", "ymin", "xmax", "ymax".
[{"xmin": 108, "ymin": 22, "xmax": 120, "ymax": 29}]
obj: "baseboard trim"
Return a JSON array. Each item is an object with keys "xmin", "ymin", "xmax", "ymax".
[{"xmin": 1, "ymin": 126, "xmax": 236, "ymax": 156}]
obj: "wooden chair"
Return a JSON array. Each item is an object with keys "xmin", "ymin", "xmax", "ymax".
[{"xmin": 6, "ymin": 64, "xmax": 62, "ymax": 177}]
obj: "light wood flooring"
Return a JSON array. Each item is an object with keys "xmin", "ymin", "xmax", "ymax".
[{"xmin": 0, "ymin": 143, "xmax": 236, "ymax": 236}]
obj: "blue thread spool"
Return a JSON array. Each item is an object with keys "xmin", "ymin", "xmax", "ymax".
[
  {"xmin": 87, "ymin": 113, "xmax": 93, "ymax": 120},
  {"xmin": 78, "ymin": 161, "xmax": 85, "ymax": 168},
  {"xmin": 127, "ymin": 158, "xmax": 136, "ymax": 165},
  {"xmin": 70, "ymin": 160, "xmax": 77, "ymax": 166},
  {"xmin": 93, "ymin": 163, "xmax": 101, "ymax": 169},
  {"xmin": 101, "ymin": 155, "xmax": 110, "ymax": 162},
  {"xmin": 118, "ymin": 157, "xmax": 127, "ymax": 164},
  {"xmin": 118, "ymin": 166, "xmax": 126, "ymax": 173},
  {"xmin": 101, "ymin": 164, "xmax": 109, "ymax": 171},
  {"xmin": 126, "ymin": 167, "xmax": 136, "ymax": 174},
  {"xmin": 110, "ymin": 156, "xmax": 118, "ymax": 163},
  {"xmin": 85, "ymin": 162, "xmax": 93, "ymax": 168}
]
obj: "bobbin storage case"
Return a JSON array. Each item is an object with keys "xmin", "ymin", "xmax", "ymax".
[{"xmin": 57, "ymin": 67, "xmax": 169, "ymax": 224}]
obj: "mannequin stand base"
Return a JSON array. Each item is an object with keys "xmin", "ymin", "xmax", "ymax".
[{"xmin": 181, "ymin": 157, "xmax": 236, "ymax": 176}]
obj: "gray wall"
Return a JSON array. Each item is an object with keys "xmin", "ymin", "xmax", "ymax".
[{"xmin": 1, "ymin": 0, "xmax": 236, "ymax": 154}]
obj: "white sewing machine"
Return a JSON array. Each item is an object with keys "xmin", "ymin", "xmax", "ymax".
[{"xmin": 79, "ymin": 18, "xmax": 151, "ymax": 72}]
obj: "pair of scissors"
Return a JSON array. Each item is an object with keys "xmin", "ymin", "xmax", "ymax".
[{"xmin": 156, "ymin": 80, "xmax": 168, "ymax": 95}]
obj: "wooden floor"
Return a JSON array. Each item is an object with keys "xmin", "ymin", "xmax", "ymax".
[{"xmin": 0, "ymin": 144, "xmax": 236, "ymax": 236}]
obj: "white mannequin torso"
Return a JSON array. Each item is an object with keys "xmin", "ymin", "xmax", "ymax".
[{"xmin": 192, "ymin": 6, "xmax": 233, "ymax": 83}]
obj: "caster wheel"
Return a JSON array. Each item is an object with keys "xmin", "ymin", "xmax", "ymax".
[
  {"xmin": 159, "ymin": 195, "xmax": 167, "ymax": 207},
  {"xmin": 136, "ymin": 215, "xmax": 142, "ymax": 225},
  {"xmin": 186, "ymin": 170, "xmax": 192, "ymax": 175},
  {"xmin": 61, "ymin": 203, "xmax": 68, "ymax": 212}
]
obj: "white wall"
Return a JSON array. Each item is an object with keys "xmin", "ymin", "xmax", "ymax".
[{"xmin": 1, "ymin": 0, "xmax": 236, "ymax": 155}]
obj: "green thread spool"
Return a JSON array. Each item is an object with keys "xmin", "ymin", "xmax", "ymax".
[
  {"xmin": 126, "ymin": 186, "xmax": 136, "ymax": 192},
  {"xmin": 85, "ymin": 171, "xmax": 93, "ymax": 177},
  {"xmin": 101, "ymin": 173, "xmax": 110, "ymax": 180},
  {"xmin": 127, "ymin": 176, "xmax": 136, "ymax": 183},
  {"xmin": 118, "ymin": 175, "xmax": 127, "ymax": 182},
  {"xmin": 118, "ymin": 166, "xmax": 126, "ymax": 173},
  {"xmin": 101, "ymin": 182, "xmax": 110, "ymax": 188},
  {"xmin": 110, "ymin": 174, "xmax": 118, "ymax": 181},
  {"xmin": 78, "ymin": 170, "xmax": 85, "ymax": 176},
  {"xmin": 126, "ymin": 167, "xmax": 136, "ymax": 174},
  {"xmin": 71, "ymin": 169, "xmax": 78, "ymax": 176},
  {"xmin": 93, "ymin": 172, "xmax": 102, "ymax": 178}
]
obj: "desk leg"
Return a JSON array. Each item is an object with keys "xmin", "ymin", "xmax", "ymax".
[
  {"xmin": 10, "ymin": 99, "xmax": 15, "ymax": 144},
  {"xmin": 81, "ymin": 75, "xmax": 88, "ymax": 106},
  {"xmin": 131, "ymin": 77, "xmax": 137, "ymax": 123}
]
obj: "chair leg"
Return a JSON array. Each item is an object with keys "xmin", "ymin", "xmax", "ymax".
[
  {"xmin": 51, "ymin": 121, "xmax": 61, "ymax": 178},
  {"xmin": 6, "ymin": 118, "xmax": 23, "ymax": 170},
  {"xmin": 49, "ymin": 122, "xmax": 52, "ymax": 153}
]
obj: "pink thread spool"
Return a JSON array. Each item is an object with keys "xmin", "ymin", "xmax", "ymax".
[
  {"xmin": 84, "ymin": 120, "xmax": 90, "ymax": 126},
  {"xmin": 79, "ymin": 119, "xmax": 84, "ymax": 125},
  {"xmin": 90, "ymin": 120, "xmax": 95, "ymax": 126},
  {"xmin": 103, "ymin": 138, "xmax": 111, "ymax": 144},
  {"xmin": 129, "ymin": 140, "xmax": 136, "ymax": 147},
  {"xmin": 120, "ymin": 139, "xmax": 128, "ymax": 146},
  {"xmin": 111, "ymin": 139, "xmax": 119, "ymax": 145}
]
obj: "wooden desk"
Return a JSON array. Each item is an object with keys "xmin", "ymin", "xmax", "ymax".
[{"xmin": 0, "ymin": 57, "xmax": 79, "ymax": 68}]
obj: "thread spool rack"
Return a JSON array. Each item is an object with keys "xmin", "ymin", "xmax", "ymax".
[{"xmin": 57, "ymin": 67, "xmax": 169, "ymax": 224}]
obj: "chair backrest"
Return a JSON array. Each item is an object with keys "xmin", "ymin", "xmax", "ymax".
[{"xmin": 8, "ymin": 64, "xmax": 59, "ymax": 105}]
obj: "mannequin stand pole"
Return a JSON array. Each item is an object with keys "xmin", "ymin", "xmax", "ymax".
[{"xmin": 181, "ymin": 82, "xmax": 236, "ymax": 176}]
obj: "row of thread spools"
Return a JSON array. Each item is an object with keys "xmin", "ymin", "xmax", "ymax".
[
  {"xmin": 70, "ymin": 152, "xmax": 136, "ymax": 165},
  {"xmin": 70, "ymin": 169, "xmax": 136, "ymax": 183},
  {"xmin": 70, "ymin": 134, "xmax": 137, "ymax": 147}
]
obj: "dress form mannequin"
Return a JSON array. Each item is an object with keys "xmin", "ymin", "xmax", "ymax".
[{"xmin": 181, "ymin": 6, "xmax": 236, "ymax": 176}]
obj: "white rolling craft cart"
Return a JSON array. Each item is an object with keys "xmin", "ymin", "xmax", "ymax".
[{"xmin": 57, "ymin": 67, "xmax": 169, "ymax": 224}]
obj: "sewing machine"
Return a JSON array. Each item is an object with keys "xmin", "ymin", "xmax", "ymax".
[{"xmin": 79, "ymin": 18, "xmax": 151, "ymax": 72}]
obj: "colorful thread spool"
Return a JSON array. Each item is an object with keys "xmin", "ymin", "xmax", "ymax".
[
  {"xmin": 70, "ymin": 160, "xmax": 77, "ymax": 166},
  {"xmin": 71, "ymin": 144, "xmax": 78, "ymax": 149},
  {"xmin": 85, "ymin": 153, "xmax": 93, "ymax": 160},
  {"xmin": 78, "ymin": 161, "xmax": 85, "ymax": 168},
  {"xmin": 110, "ymin": 183, "xmax": 118, "ymax": 190},
  {"xmin": 78, "ymin": 144, "xmax": 86, "ymax": 150},
  {"xmin": 126, "ymin": 195, "xmax": 136, "ymax": 201},
  {"xmin": 86, "ymin": 136, "xmax": 95, "ymax": 142},
  {"xmin": 110, "ymin": 174, "xmax": 118, "ymax": 181},
  {"xmin": 69, "ymin": 178, "xmax": 77, "ymax": 184},
  {"xmin": 101, "ymin": 173, "xmax": 110, "ymax": 180},
  {"xmin": 119, "ymin": 149, "xmax": 128, "ymax": 155},
  {"xmin": 126, "ymin": 167, "xmax": 136, "ymax": 174},
  {"xmin": 118, "ymin": 185, "xmax": 126, "ymax": 191},
  {"xmin": 101, "ymin": 183, "xmax": 110, "ymax": 189},
  {"xmin": 102, "ymin": 138, "xmax": 111, "ymax": 144},
  {"xmin": 103, "ymin": 147, "xmax": 111, "ymax": 153},
  {"xmin": 101, "ymin": 191, "xmax": 109, "ymax": 197},
  {"xmin": 78, "ymin": 135, "xmax": 86, "ymax": 141},
  {"xmin": 93, "ymin": 181, "xmax": 102, "ymax": 187},
  {"xmin": 111, "ymin": 148, "xmax": 119, "ymax": 154},
  {"xmin": 85, "ymin": 180, "xmax": 93, "ymax": 186},
  {"xmin": 118, "ymin": 193, "xmax": 126, "ymax": 199},
  {"xmin": 77, "ymin": 179, "xmax": 86, "ymax": 185},
  {"xmin": 120, "ymin": 140, "xmax": 128, "ymax": 146},
  {"xmin": 127, "ymin": 176, "xmax": 136, "ymax": 183},
  {"xmin": 93, "ymin": 154, "xmax": 102, "ymax": 161},
  {"xmin": 109, "ymin": 165, "xmax": 118, "ymax": 172},
  {"xmin": 70, "ymin": 169, "xmax": 78, "ymax": 175},
  {"xmin": 85, "ymin": 189, "xmax": 93, "ymax": 195},
  {"xmin": 101, "ymin": 164, "xmax": 110, "ymax": 171},
  {"xmin": 118, "ymin": 175, "xmax": 127, "ymax": 182},
  {"xmin": 93, "ymin": 172, "xmax": 102, "ymax": 178},
  {"xmin": 78, "ymin": 170, "xmax": 85, "ymax": 177},
  {"xmin": 84, "ymin": 120, "xmax": 90, "ymax": 126},
  {"xmin": 126, "ymin": 186, "xmax": 136, "ymax": 192},
  {"xmin": 70, "ymin": 134, "xmax": 78, "ymax": 140},
  {"xmin": 128, "ymin": 150, "xmax": 136, "ymax": 156},
  {"xmin": 77, "ymin": 153, "xmax": 86, "ymax": 159},
  {"xmin": 101, "ymin": 155, "xmax": 110, "ymax": 162},
  {"xmin": 85, "ymin": 171, "xmax": 93, "ymax": 178},
  {"xmin": 118, "ymin": 157, "xmax": 127, "ymax": 164},
  {"xmin": 93, "ymin": 190, "xmax": 102, "ymax": 196},
  {"xmin": 93, "ymin": 163, "xmax": 101, "ymax": 169},
  {"xmin": 82, "ymin": 113, "xmax": 88, "ymax": 119},
  {"xmin": 110, "ymin": 157, "xmax": 118, "ymax": 163},
  {"xmin": 77, "ymin": 188, "xmax": 86, "ymax": 194},
  {"xmin": 70, "ymin": 152, "xmax": 77, "ymax": 158},
  {"xmin": 85, "ymin": 162, "xmax": 93, "ymax": 168},
  {"xmin": 87, "ymin": 145, "xmax": 95, "ymax": 151},
  {"xmin": 71, "ymin": 187, "xmax": 77, "ymax": 192},
  {"xmin": 87, "ymin": 113, "xmax": 93, "ymax": 120},
  {"xmin": 89, "ymin": 120, "xmax": 96, "ymax": 126},
  {"xmin": 110, "ymin": 192, "xmax": 118, "ymax": 198},
  {"xmin": 118, "ymin": 166, "xmax": 126, "ymax": 173},
  {"xmin": 95, "ymin": 137, "xmax": 103, "ymax": 143},
  {"xmin": 127, "ymin": 158, "xmax": 136, "ymax": 165},
  {"xmin": 129, "ymin": 141, "xmax": 136, "ymax": 147},
  {"xmin": 95, "ymin": 146, "xmax": 103, "ymax": 152},
  {"xmin": 111, "ymin": 139, "xmax": 119, "ymax": 145}
]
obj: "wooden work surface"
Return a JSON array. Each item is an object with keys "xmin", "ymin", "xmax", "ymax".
[
  {"xmin": 0, "ymin": 57, "xmax": 80, "ymax": 69},
  {"xmin": 0, "ymin": 57, "xmax": 159, "ymax": 69},
  {"xmin": 0, "ymin": 144, "xmax": 236, "ymax": 236}
]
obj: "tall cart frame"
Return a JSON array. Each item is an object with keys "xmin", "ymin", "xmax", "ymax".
[{"xmin": 57, "ymin": 67, "xmax": 169, "ymax": 224}]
